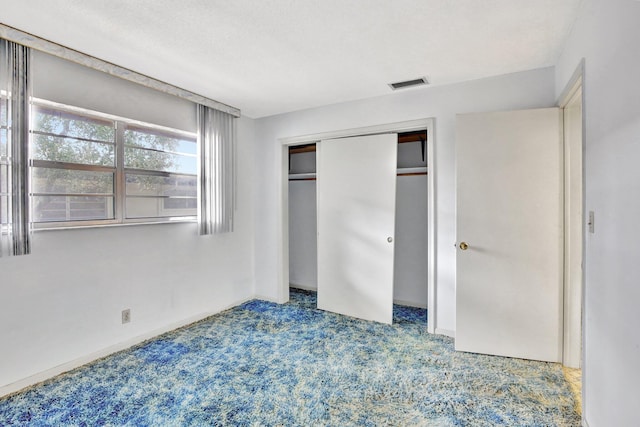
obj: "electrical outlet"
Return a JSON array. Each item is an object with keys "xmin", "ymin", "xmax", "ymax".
[{"xmin": 121, "ymin": 309, "xmax": 131, "ymax": 324}]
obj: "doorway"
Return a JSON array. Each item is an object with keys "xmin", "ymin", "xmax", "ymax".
[
  {"xmin": 287, "ymin": 131, "xmax": 429, "ymax": 322},
  {"xmin": 279, "ymin": 119, "xmax": 436, "ymax": 332}
]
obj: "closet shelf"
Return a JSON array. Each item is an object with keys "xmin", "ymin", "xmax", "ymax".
[
  {"xmin": 289, "ymin": 168, "xmax": 428, "ymax": 180},
  {"xmin": 289, "ymin": 172, "xmax": 317, "ymax": 181},
  {"xmin": 397, "ymin": 167, "xmax": 428, "ymax": 176}
]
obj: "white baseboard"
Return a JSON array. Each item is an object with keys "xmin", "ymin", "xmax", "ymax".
[
  {"xmin": 436, "ymin": 328, "xmax": 455, "ymax": 338},
  {"xmin": 0, "ymin": 296, "xmax": 253, "ymax": 398},
  {"xmin": 582, "ymin": 416, "xmax": 589, "ymax": 427}
]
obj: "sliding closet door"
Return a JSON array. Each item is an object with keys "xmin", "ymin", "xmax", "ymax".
[{"xmin": 317, "ymin": 134, "xmax": 397, "ymax": 324}]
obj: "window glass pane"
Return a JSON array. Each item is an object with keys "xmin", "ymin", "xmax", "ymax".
[
  {"xmin": 125, "ymin": 174, "xmax": 196, "ymax": 197},
  {"xmin": 32, "ymin": 134, "xmax": 115, "ymax": 166},
  {"xmin": 0, "ymin": 128, "xmax": 7, "ymax": 158},
  {"xmin": 33, "ymin": 195, "xmax": 114, "ymax": 222},
  {"xmin": 126, "ymin": 196, "xmax": 196, "ymax": 219},
  {"xmin": 0, "ymin": 97, "xmax": 7, "ymax": 127},
  {"xmin": 125, "ymin": 146, "xmax": 196, "ymax": 174},
  {"xmin": 163, "ymin": 198, "xmax": 197, "ymax": 210},
  {"xmin": 0, "ymin": 164, "xmax": 8, "ymax": 194},
  {"xmin": 125, "ymin": 128, "xmax": 196, "ymax": 155},
  {"xmin": 1, "ymin": 195, "xmax": 7, "ymax": 224},
  {"xmin": 32, "ymin": 168, "xmax": 113, "ymax": 195},
  {"xmin": 124, "ymin": 127, "xmax": 196, "ymax": 175},
  {"xmin": 33, "ymin": 106, "xmax": 115, "ymax": 142}
]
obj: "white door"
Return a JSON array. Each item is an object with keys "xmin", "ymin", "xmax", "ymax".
[
  {"xmin": 317, "ymin": 134, "xmax": 397, "ymax": 324},
  {"xmin": 456, "ymin": 108, "xmax": 563, "ymax": 362}
]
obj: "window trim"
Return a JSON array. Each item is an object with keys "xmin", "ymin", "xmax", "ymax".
[{"xmin": 31, "ymin": 98, "xmax": 198, "ymax": 229}]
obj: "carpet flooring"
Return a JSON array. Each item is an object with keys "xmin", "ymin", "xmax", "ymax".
[
  {"xmin": 562, "ymin": 367, "xmax": 582, "ymax": 416},
  {"xmin": 0, "ymin": 289, "xmax": 580, "ymax": 426}
]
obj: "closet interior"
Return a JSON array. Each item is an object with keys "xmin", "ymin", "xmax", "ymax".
[{"xmin": 288, "ymin": 131, "xmax": 428, "ymax": 308}]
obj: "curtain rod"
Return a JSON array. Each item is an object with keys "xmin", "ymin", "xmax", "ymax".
[{"xmin": 0, "ymin": 24, "xmax": 241, "ymax": 118}]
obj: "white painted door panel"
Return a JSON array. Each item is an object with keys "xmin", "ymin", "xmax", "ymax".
[
  {"xmin": 456, "ymin": 108, "xmax": 563, "ymax": 362},
  {"xmin": 317, "ymin": 134, "xmax": 397, "ymax": 324}
]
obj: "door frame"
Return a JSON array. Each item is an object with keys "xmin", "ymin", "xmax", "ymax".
[
  {"xmin": 278, "ymin": 118, "xmax": 437, "ymax": 333},
  {"xmin": 557, "ymin": 59, "xmax": 586, "ymax": 369}
]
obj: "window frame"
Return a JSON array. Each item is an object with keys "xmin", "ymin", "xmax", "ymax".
[{"xmin": 31, "ymin": 99, "xmax": 198, "ymax": 229}]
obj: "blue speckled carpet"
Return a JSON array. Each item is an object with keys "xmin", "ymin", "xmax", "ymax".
[{"xmin": 0, "ymin": 289, "xmax": 580, "ymax": 426}]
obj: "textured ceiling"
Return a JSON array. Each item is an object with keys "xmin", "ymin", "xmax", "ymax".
[{"xmin": 0, "ymin": 0, "xmax": 582, "ymax": 118}]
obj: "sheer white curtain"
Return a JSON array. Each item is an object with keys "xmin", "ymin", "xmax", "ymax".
[
  {"xmin": 197, "ymin": 104, "xmax": 236, "ymax": 235},
  {"xmin": 0, "ymin": 39, "xmax": 31, "ymax": 257}
]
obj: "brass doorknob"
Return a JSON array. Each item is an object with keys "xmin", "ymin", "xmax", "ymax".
[{"xmin": 459, "ymin": 242, "xmax": 469, "ymax": 250}]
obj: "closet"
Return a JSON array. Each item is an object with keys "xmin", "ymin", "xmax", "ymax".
[{"xmin": 288, "ymin": 131, "xmax": 428, "ymax": 311}]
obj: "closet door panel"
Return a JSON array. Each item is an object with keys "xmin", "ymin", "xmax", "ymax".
[{"xmin": 317, "ymin": 134, "xmax": 397, "ymax": 324}]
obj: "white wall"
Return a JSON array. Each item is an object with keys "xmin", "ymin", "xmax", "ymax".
[
  {"xmin": 555, "ymin": 0, "xmax": 640, "ymax": 424},
  {"xmin": 393, "ymin": 175, "xmax": 428, "ymax": 307},
  {"xmin": 0, "ymin": 53, "xmax": 256, "ymax": 394},
  {"xmin": 254, "ymin": 67, "xmax": 556, "ymax": 332},
  {"xmin": 288, "ymin": 180, "xmax": 317, "ymax": 289}
]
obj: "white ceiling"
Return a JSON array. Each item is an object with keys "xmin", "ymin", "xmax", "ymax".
[{"xmin": 0, "ymin": 0, "xmax": 582, "ymax": 118}]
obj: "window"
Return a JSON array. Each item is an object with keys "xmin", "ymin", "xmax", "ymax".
[
  {"xmin": 31, "ymin": 106, "xmax": 116, "ymax": 223},
  {"xmin": 123, "ymin": 125, "xmax": 197, "ymax": 219},
  {"xmin": 31, "ymin": 101, "xmax": 197, "ymax": 227}
]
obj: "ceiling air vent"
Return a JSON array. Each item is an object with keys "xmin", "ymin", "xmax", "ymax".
[{"xmin": 388, "ymin": 77, "xmax": 429, "ymax": 91}]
